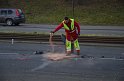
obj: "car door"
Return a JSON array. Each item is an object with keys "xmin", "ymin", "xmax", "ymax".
[{"xmin": 0, "ymin": 10, "xmax": 7, "ymax": 23}]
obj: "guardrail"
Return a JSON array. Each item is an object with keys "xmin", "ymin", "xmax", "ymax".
[{"xmin": 0, "ymin": 33, "xmax": 124, "ymax": 44}]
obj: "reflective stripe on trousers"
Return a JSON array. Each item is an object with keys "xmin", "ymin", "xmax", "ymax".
[{"xmin": 66, "ymin": 39, "xmax": 80, "ymax": 51}]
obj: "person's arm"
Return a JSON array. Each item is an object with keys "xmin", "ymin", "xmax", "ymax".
[
  {"xmin": 74, "ymin": 21, "xmax": 80, "ymax": 35},
  {"xmin": 52, "ymin": 23, "xmax": 63, "ymax": 33}
]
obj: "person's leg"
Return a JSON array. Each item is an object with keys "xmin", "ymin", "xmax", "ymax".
[
  {"xmin": 76, "ymin": 50, "xmax": 80, "ymax": 55},
  {"xmin": 74, "ymin": 39, "xmax": 80, "ymax": 55},
  {"xmin": 66, "ymin": 39, "xmax": 71, "ymax": 55},
  {"xmin": 71, "ymin": 42, "xmax": 74, "ymax": 53}
]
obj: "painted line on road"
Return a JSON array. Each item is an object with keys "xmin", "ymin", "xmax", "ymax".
[
  {"xmin": 31, "ymin": 61, "xmax": 52, "ymax": 71},
  {"xmin": 100, "ymin": 58, "xmax": 124, "ymax": 60},
  {"xmin": 0, "ymin": 53, "xmax": 19, "ymax": 55}
]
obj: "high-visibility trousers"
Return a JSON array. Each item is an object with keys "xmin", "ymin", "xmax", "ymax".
[{"xmin": 66, "ymin": 39, "xmax": 80, "ymax": 52}]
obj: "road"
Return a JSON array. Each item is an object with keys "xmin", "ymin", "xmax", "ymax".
[
  {"xmin": 0, "ymin": 24, "xmax": 124, "ymax": 36},
  {"xmin": 0, "ymin": 42, "xmax": 124, "ymax": 81}
]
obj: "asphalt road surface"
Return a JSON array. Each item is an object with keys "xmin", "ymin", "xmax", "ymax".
[
  {"xmin": 0, "ymin": 24, "xmax": 124, "ymax": 36},
  {"xmin": 0, "ymin": 42, "xmax": 124, "ymax": 81}
]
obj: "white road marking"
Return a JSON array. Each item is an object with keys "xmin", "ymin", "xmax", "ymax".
[
  {"xmin": 100, "ymin": 58, "xmax": 124, "ymax": 60},
  {"xmin": 121, "ymin": 53, "xmax": 124, "ymax": 55},
  {"xmin": 31, "ymin": 61, "xmax": 52, "ymax": 71},
  {"xmin": 0, "ymin": 53, "xmax": 19, "ymax": 55}
]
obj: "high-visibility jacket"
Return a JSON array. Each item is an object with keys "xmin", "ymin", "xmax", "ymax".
[
  {"xmin": 53, "ymin": 18, "xmax": 80, "ymax": 41},
  {"xmin": 63, "ymin": 19, "xmax": 74, "ymax": 31}
]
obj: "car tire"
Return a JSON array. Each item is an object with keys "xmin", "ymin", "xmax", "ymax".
[{"xmin": 6, "ymin": 19, "xmax": 13, "ymax": 26}]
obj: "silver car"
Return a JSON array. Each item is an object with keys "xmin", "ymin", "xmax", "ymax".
[{"xmin": 0, "ymin": 8, "xmax": 25, "ymax": 26}]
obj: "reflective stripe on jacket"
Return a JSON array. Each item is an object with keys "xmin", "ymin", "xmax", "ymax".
[{"xmin": 62, "ymin": 19, "xmax": 74, "ymax": 31}]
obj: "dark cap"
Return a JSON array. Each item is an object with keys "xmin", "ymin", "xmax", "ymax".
[{"xmin": 64, "ymin": 17, "xmax": 69, "ymax": 20}]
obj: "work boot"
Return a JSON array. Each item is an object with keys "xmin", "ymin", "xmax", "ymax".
[
  {"xmin": 77, "ymin": 50, "xmax": 80, "ymax": 56},
  {"xmin": 66, "ymin": 51, "xmax": 71, "ymax": 56}
]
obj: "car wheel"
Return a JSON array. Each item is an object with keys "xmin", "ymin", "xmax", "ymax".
[{"xmin": 6, "ymin": 19, "xmax": 13, "ymax": 26}]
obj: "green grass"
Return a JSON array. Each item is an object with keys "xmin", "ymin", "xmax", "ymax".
[
  {"xmin": 74, "ymin": 3, "xmax": 124, "ymax": 25},
  {"xmin": 0, "ymin": 0, "xmax": 124, "ymax": 25}
]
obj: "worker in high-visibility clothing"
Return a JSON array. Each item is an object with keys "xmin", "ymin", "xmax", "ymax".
[{"xmin": 51, "ymin": 17, "xmax": 80, "ymax": 55}]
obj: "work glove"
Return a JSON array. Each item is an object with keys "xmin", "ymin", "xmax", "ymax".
[
  {"xmin": 78, "ymin": 33, "xmax": 80, "ymax": 36},
  {"xmin": 50, "ymin": 31, "xmax": 54, "ymax": 36},
  {"xmin": 50, "ymin": 31, "xmax": 54, "ymax": 33}
]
